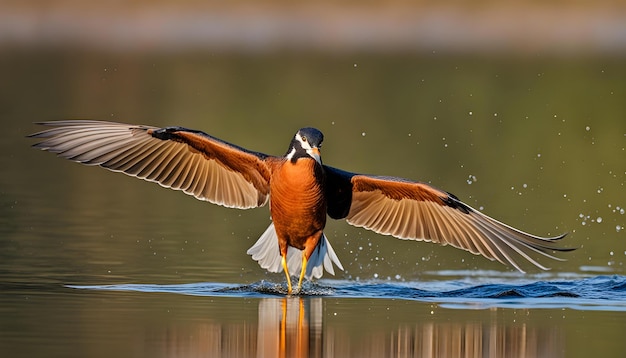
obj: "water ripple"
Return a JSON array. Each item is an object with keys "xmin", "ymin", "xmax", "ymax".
[{"xmin": 68, "ymin": 274, "xmax": 626, "ymax": 311}]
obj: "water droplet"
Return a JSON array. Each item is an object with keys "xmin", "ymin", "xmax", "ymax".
[{"xmin": 597, "ymin": 217, "xmax": 603, "ymax": 223}]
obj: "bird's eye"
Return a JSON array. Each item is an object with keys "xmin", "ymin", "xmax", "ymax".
[{"xmin": 302, "ymin": 136, "xmax": 308, "ymax": 142}]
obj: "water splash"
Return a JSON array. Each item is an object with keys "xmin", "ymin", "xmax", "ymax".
[{"xmin": 68, "ymin": 275, "xmax": 626, "ymax": 311}]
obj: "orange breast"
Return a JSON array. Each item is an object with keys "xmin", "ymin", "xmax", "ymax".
[{"xmin": 269, "ymin": 158, "xmax": 326, "ymax": 249}]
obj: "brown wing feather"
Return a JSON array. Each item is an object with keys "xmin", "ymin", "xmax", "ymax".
[
  {"xmin": 30, "ymin": 120, "xmax": 272, "ymax": 209},
  {"xmin": 324, "ymin": 166, "xmax": 571, "ymax": 272}
]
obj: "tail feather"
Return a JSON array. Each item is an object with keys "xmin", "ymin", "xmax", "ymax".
[
  {"xmin": 246, "ymin": 222, "xmax": 344, "ymax": 280},
  {"xmin": 310, "ymin": 233, "xmax": 344, "ymax": 277},
  {"xmin": 246, "ymin": 223, "xmax": 282, "ymax": 273}
]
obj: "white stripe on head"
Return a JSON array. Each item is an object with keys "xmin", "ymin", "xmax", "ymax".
[
  {"xmin": 295, "ymin": 133, "xmax": 311, "ymax": 149},
  {"xmin": 297, "ymin": 133, "xmax": 322, "ymax": 164},
  {"xmin": 285, "ymin": 131, "xmax": 322, "ymax": 164}
]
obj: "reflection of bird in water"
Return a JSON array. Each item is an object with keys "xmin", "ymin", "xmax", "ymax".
[
  {"xmin": 257, "ymin": 298, "xmax": 322, "ymax": 357},
  {"xmin": 30, "ymin": 121, "xmax": 573, "ymax": 293}
]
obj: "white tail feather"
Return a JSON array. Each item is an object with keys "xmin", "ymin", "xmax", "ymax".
[
  {"xmin": 246, "ymin": 222, "xmax": 344, "ymax": 279},
  {"xmin": 247, "ymin": 223, "xmax": 282, "ymax": 273}
]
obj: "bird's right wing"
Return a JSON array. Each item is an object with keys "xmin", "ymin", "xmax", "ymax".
[{"xmin": 30, "ymin": 120, "xmax": 273, "ymax": 209}]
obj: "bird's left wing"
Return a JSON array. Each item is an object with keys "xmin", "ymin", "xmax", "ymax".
[
  {"xmin": 30, "ymin": 120, "xmax": 273, "ymax": 209},
  {"xmin": 324, "ymin": 165, "xmax": 572, "ymax": 272}
]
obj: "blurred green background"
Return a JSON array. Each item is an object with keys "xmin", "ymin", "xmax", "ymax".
[
  {"xmin": 2, "ymin": 1, "xmax": 625, "ymax": 281},
  {"xmin": 1, "ymin": 1, "xmax": 626, "ymax": 357}
]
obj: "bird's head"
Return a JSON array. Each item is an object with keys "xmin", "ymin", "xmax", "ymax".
[{"xmin": 285, "ymin": 127, "xmax": 323, "ymax": 164}]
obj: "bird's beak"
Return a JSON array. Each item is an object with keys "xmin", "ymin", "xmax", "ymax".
[{"xmin": 308, "ymin": 147, "xmax": 321, "ymax": 164}]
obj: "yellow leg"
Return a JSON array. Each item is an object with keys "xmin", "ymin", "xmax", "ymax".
[
  {"xmin": 281, "ymin": 255, "xmax": 293, "ymax": 294},
  {"xmin": 296, "ymin": 255, "xmax": 308, "ymax": 293}
]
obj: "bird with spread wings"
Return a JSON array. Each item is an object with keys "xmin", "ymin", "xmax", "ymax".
[{"xmin": 30, "ymin": 120, "xmax": 573, "ymax": 293}]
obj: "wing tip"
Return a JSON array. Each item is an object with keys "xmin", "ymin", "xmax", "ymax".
[{"xmin": 538, "ymin": 232, "xmax": 577, "ymax": 252}]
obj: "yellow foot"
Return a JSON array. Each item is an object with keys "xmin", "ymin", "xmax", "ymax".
[
  {"xmin": 296, "ymin": 255, "xmax": 308, "ymax": 294},
  {"xmin": 281, "ymin": 255, "xmax": 293, "ymax": 294}
]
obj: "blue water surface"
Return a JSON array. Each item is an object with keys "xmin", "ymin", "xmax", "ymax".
[{"xmin": 69, "ymin": 274, "xmax": 626, "ymax": 312}]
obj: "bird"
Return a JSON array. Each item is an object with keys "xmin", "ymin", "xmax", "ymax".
[{"xmin": 29, "ymin": 120, "xmax": 572, "ymax": 294}]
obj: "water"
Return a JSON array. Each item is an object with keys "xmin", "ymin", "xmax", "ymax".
[
  {"xmin": 2, "ymin": 49, "xmax": 626, "ymax": 357},
  {"xmin": 4, "ymin": 275, "xmax": 626, "ymax": 357},
  {"xmin": 74, "ymin": 275, "xmax": 626, "ymax": 311}
]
